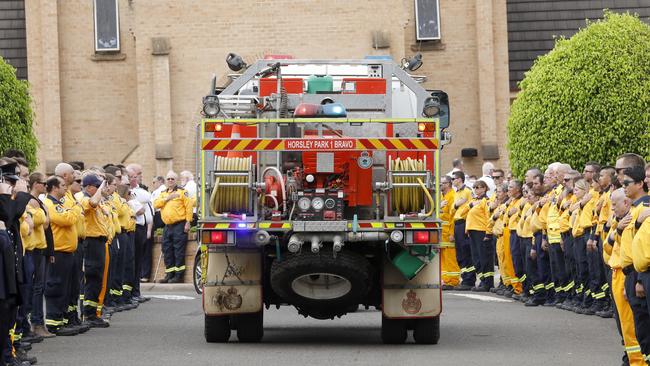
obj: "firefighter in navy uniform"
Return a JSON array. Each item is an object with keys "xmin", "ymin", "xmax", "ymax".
[
  {"xmin": 43, "ymin": 176, "xmax": 81, "ymax": 337},
  {"xmin": 0, "ymin": 160, "xmax": 33, "ymax": 366},
  {"xmin": 154, "ymin": 171, "xmax": 193, "ymax": 283},
  {"xmin": 79, "ymin": 174, "xmax": 111, "ymax": 328}
]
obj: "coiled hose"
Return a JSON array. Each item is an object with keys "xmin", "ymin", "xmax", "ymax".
[
  {"xmin": 209, "ymin": 156, "xmax": 252, "ymax": 215},
  {"xmin": 390, "ymin": 157, "xmax": 434, "ymax": 217}
]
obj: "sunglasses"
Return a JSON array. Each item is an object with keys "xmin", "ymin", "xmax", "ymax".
[
  {"xmin": 166, "ymin": 178, "xmax": 176, "ymax": 181},
  {"xmin": 493, "ymin": 175, "xmax": 503, "ymax": 179},
  {"xmin": 622, "ymin": 179, "xmax": 636, "ymax": 187},
  {"xmin": 75, "ymin": 179, "xmax": 82, "ymax": 183}
]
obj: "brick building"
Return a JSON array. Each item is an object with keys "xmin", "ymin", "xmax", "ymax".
[{"xmin": 17, "ymin": 0, "xmax": 511, "ymax": 177}]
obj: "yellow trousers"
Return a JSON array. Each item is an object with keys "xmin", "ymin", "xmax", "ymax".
[
  {"xmin": 497, "ymin": 230, "xmax": 521, "ymax": 293},
  {"xmin": 97, "ymin": 242, "xmax": 111, "ymax": 317},
  {"xmin": 612, "ymin": 269, "xmax": 644, "ymax": 366},
  {"xmin": 440, "ymin": 242, "xmax": 460, "ymax": 287}
]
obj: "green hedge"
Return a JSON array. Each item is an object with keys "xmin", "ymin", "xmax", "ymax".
[
  {"xmin": 0, "ymin": 57, "xmax": 37, "ymax": 168},
  {"xmin": 507, "ymin": 12, "xmax": 650, "ymax": 177}
]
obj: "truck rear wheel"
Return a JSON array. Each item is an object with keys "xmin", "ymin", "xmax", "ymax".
[
  {"xmin": 381, "ymin": 316, "xmax": 407, "ymax": 344},
  {"xmin": 205, "ymin": 315, "xmax": 231, "ymax": 343},
  {"xmin": 270, "ymin": 250, "xmax": 371, "ymax": 319},
  {"xmin": 413, "ymin": 316, "xmax": 440, "ymax": 344},
  {"xmin": 236, "ymin": 311, "xmax": 264, "ymax": 343}
]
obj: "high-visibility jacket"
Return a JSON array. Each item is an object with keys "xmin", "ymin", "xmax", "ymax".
[
  {"xmin": 154, "ymin": 187, "xmax": 193, "ymax": 225},
  {"xmin": 632, "ymin": 214, "xmax": 650, "ymax": 273},
  {"xmin": 44, "ymin": 195, "xmax": 80, "ymax": 252},
  {"xmin": 620, "ymin": 196, "xmax": 649, "ymax": 269},
  {"xmin": 466, "ymin": 196, "xmax": 489, "ymax": 232},
  {"xmin": 440, "ymin": 189, "xmax": 455, "ymax": 243},
  {"xmin": 452, "ymin": 186, "xmax": 472, "ymax": 221},
  {"xmin": 80, "ymin": 194, "xmax": 111, "ymax": 239}
]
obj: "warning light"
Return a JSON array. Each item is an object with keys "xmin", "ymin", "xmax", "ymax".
[
  {"xmin": 418, "ymin": 123, "xmax": 434, "ymax": 132},
  {"xmin": 214, "ymin": 123, "xmax": 223, "ymax": 132},
  {"xmin": 414, "ymin": 231, "xmax": 429, "ymax": 244},
  {"xmin": 210, "ymin": 231, "xmax": 226, "ymax": 244}
]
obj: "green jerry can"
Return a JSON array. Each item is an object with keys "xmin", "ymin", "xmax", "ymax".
[
  {"xmin": 391, "ymin": 246, "xmax": 436, "ymax": 280},
  {"xmin": 306, "ymin": 75, "xmax": 333, "ymax": 94}
]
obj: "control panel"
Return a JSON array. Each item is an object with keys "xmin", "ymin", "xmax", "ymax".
[{"xmin": 295, "ymin": 190, "xmax": 344, "ymax": 221}]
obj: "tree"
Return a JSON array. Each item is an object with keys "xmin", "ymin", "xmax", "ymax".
[
  {"xmin": 0, "ymin": 56, "xmax": 37, "ymax": 169},
  {"xmin": 507, "ymin": 12, "xmax": 650, "ymax": 177}
]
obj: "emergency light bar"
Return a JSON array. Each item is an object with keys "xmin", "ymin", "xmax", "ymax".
[{"xmin": 203, "ymin": 117, "xmax": 439, "ymax": 125}]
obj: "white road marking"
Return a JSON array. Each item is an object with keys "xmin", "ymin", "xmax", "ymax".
[
  {"xmin": 449, "ymin": 293, "xmax": 513, "ymax": 303},
  {"xmin": 148, "ymin": 294, "xmax": 196, "ymax": 300}
]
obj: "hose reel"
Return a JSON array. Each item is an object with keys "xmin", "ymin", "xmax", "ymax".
[
  {"xmin": 388, "ymin": 157, "xmax": 434, "ymax": 217},
  {"xmin": 209, "ymin": 156, "xmax": 253, "ymax": 215}
]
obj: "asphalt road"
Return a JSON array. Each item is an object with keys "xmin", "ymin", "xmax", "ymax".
[{"xmin": 31, "ymin": 287, "xmax": 622, "ymax": 366}]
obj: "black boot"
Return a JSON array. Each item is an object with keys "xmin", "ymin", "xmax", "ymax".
[
  {"xmin": 158, "ymin": 272, "xmax": 175, "ymax": 283},
  {"xmin": 170, "ymin": 271, "xmax": 185, "ymax": 283}
]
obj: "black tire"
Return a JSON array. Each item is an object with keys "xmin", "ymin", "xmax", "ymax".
[
  {"xmin": 381, "ymin": 316, "xmax": 407, "ymax": 344},
  {"xmin": 236, "ymin": 311, "xmax": 264, "ymax": 343},
  {"xmin": 413, "ymin": 316, "xmax": 440, "ymax": 344},
  {"xmin": 270, "ymin": 250, "xmax": 371, "ymax": 319},
  {"xmin": 205, "ymin": 315, "xmax": 231, "ymax": 343},
  {"xmin": 193, "ymin": 251, "xmax": 203, "ymax": 295}
]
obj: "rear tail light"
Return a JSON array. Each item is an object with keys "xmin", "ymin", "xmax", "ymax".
[
  {"xmin": 414, "ymin": 231, "xmax": 429, "ymax": 244},
  {"xmin": 202, "ymin": 231, "xmax": 227, "ymax": 244}
]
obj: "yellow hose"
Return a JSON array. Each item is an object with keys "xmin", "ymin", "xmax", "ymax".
[
  {"xmin": 209, "ymin": 156, "xmax": 252, "ymax": 215},
  {"xmin": 390, "ymin": 157, "xmax": 434, "ymax": 217}
]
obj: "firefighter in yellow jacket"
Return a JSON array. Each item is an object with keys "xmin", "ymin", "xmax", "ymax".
[
  {"xmin": 154, "ymin": 171, "xmax": 193, "ymax": 283},
  {"xmin": 43, "ymin": 176, "xmax": 81, "ymax": 336},
  {"xmin": 606, "ymin": 188, "xmax": 645, "ymax": 366},
  {"xmin": 79, "ymin": 174, "xmax": 111, "ymax": 328},
  {"xmin": 439, "ymin": 176, "xmax": 460, "ymax": 289}
]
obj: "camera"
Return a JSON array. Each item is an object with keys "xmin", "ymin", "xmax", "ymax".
[{"xmin": 0, "ymin": 162, "xmax": 19, "ymax": 185}]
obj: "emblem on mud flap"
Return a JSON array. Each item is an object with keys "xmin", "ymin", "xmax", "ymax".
[
  {"xmin": 402, "ymin": 290, "xmax": 422, "ymax": 314},
  {"xmin": 213, "ymin": 287, "xmax": 243, "ymax": 311}
]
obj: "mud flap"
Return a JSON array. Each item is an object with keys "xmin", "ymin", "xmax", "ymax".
[
  {"xmin": 203, "ymin": 251, "xmax": 263, "ymax": 315},
  {"xmin": 382, "ymin": 249, "xmax": 441, "ymax": 318}
]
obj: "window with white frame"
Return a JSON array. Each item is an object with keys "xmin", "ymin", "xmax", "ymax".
[
  {"xmin": 415, "ymin": 0, "xmax": 441, "ymax": 40},
  {"xmin": 93, "ymin": 0, "xmax": 120, "ymax": 52}
]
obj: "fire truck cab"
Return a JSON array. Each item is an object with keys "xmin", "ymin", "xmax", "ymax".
[{"xmin": 196, "ymin": 57, "xmax": 450, "ymax": 344}]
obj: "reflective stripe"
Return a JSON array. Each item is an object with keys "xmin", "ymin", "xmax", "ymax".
[
  {"xmin": 601, "ymin": 283, "xmax": 610, "ymax": 291},
  {"xmin": 545, "ymin": 282, "xmax": 555, "ymax": 290},
  {"xmin": 13, "ymin": 333, "xmax": 22, "ymax": 341},
  {"xmin": 625, "ymin": 345, "xmax": 641, "ymax": 353},
  {"xmin": 520, "ymin": 274, "xmax": 527, "ymax": 282},
  {"xmin": 483, "ymin": 272, "xmax": 495, "ymax": 277},
  {"xmin": 62, "ymin": 318, "xmax": 69, "ymax": 325},
  {"xmin": 477, "ymin": 273, "xmax": 484, "ymax": 280},
  {"xmin": 533, "ymin": 284, "xmax": 545, "ymax": 290},
  {"xmin": 165, "ymin": 267, "xmax": 176, "ymax": 273},
  {"xmin": 176, "ymin": 265, "xmax": 186, "ymax": 271},
  {"xmin": 123, "ymin": 285, "xmax": 133, "ymax": 291},
  {"xmin": 441, "ymin": 271, "xmax": 461, "ymax": 276},
  {"xmin": 79, "ymin": 295, "xmax": 85, "ymax": 300},
  {"xmin": 84, "ymin": 300, "xmax": 99, "ymax": 308},
  {"xmin": 592, "ymin": 292, "xmax": 606, "ymax": 299},
  {"xmin": 46, "ymin": 319, "xmax": 64, "ymax": 326},
  {"xmin": 67, "ymin": 305, "xmax": 76, "ymax": 312}
]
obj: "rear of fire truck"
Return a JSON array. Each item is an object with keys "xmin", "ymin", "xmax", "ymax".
[{"xmin": 196, "ymin": 56, "xmax": 450, "ymax": 344}]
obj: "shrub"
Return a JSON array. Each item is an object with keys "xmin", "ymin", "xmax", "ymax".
[
  {"xmin": 0, "ymin": 57, "xmax": 37, "ymax": 168},
  {"xmin": 507, "ymin": 12, "xmax": 650, "ymax": 176}
]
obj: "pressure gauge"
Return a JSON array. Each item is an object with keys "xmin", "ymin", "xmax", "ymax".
[
  {"xmin": 311, "ymin": 197, "xmax": 325, "ymax": 211},
  {"xmin": 324, "ymin": 198, "xmax": 336, "ymax": 209},
  {"xmin": 298, "ymin": 197, "xmax": 311, "ymax": 211},
  {"xmin": 390, "ymin": 230, "xmax": 404, "ymax": 243}
]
